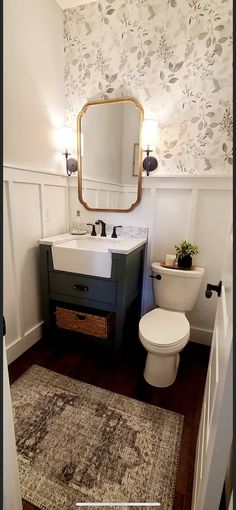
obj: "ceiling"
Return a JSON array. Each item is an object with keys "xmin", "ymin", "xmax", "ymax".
[{"xmin": 55, "ymin": 0, "xmax": 97, "ymax": 8}]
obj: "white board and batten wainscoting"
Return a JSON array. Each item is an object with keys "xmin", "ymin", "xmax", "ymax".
[
  {"xmin": 4, "ymin": 165, "xmax": 232, "ymax": 363},
  {"xmin": 3, "ymin": 165, "xmax": 69, "ymax": 363}
]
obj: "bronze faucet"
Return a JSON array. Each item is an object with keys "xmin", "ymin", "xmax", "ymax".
[{"xmin": 95, "ymin": 220, "xmax": 106, "ymax": 237}]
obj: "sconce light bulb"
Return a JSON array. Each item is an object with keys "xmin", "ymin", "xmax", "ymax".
[
  {"xmin": 142, "ymin": 119, "xmax": 158, "ymax": 149},
  {"xmin": 57, "ymin": 126, "xmax": 73, "ymax": 153}
]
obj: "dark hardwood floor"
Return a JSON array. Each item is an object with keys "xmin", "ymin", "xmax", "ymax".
[{"xmin": 9, "ymin": 319, "xmax": 210, "ymax": 510}]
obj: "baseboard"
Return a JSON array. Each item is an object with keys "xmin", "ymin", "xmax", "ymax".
[
  {"xmin": 190, "ymin": 326, "xmax": 213, "ymax": 346},
  {"xmin": 6, "ymin": 322, "xmax": 43, "ymax": 365}
]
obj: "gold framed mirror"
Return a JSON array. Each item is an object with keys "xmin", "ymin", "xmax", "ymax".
[{"xmin": 77, "ymin": 97, "xmax": 144, "ymax": 212}]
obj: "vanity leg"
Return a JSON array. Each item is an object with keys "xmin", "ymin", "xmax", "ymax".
[{"xmin": 114, "ymin": 309, "xmax": 126, "ymax": 350}]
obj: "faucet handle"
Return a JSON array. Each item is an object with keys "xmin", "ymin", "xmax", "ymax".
[
  {"xmin": 111, "ymin": 225, "xmax": 122, "ymax": 238},
  {"xmin": 87, "ymin": 223, "xmax": 97, "ymax": 236}
]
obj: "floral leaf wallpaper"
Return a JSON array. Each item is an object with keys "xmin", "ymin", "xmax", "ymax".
[{"xmin": 64, "ymin": 0, "xmax": 232, "ymax": 176}]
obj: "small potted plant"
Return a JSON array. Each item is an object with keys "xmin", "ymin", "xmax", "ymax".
[{"xmin": 175, "ymin": 240, "xmax": 199, "ymax": 269}]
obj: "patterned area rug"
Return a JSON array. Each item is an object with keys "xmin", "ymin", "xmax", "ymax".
[{"xmin": 11, "ymin": 365, "xmax": 184, "ymax": 510}]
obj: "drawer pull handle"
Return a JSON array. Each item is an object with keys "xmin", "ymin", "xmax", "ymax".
[
  {"xmin": 76, "ymin": 314, "xmax": 86, "ymax": 320},
  {"xmin": 73, "ymin": 284, "xmax": 89, "ymax": 292}
]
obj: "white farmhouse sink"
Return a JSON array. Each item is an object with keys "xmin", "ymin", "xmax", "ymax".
[{"xmin": 50, "ymin": 235, "xmax": 146, "ymax": 278}]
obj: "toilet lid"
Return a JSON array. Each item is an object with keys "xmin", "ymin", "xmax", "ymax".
[{"xmin": 139, "ymin": 308, "xmax": 190, "ymax": 346}]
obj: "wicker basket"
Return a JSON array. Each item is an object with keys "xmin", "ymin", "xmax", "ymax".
[{"xmin": 55, "ymin": 306, "xmax": 115, "ymax": 339}]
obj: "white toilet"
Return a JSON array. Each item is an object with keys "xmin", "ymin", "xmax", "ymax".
[{"xmin": 139, "ymin": 262, "xmax": 205, "ymax": 388}]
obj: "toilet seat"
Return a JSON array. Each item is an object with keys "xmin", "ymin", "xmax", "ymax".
[{"xmin": 139, "ymin": 308, "xmax": 190, "ymax": 353}]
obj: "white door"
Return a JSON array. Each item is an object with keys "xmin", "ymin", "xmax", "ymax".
[
  {"xmin": 3, "ymin": 332, "xmax": 22, "ymax": 510},
  {"xmin": 191, "ymin": 224, "xmax": 233, "ymax": 510}
]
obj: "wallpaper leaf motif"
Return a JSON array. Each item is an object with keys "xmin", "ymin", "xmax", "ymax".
[{"xmin": 64, "ymin": 0, "xmax": 232, "ymax": 175}]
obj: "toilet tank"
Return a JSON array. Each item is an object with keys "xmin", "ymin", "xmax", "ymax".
[{"xmin": 151, "ymin": 262, "xmax": 205, "ymax": 312}]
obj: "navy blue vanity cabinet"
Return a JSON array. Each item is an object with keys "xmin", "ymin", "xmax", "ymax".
[{"xmin": 39, "ymin": 243, "xmax": 146, "ymax": 349}]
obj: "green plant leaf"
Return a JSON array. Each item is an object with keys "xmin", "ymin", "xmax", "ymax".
[{"xmin": 175, "ymin": 240, "xmax": 199, "ymax": 257}]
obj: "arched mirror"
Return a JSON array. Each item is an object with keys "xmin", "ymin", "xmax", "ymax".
[{"xmin": 77, "ymin": 97, "xmax": 144, "ymax": 212}]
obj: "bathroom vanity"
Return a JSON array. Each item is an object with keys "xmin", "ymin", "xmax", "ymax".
[{"xmin": 38, "ymin": 234, "xmax": 146, "ymax": 349}]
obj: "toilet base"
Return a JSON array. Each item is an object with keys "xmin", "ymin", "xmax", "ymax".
[{"xmin": 143, "ymin": 352, "xmax": 180, "ymax": 388}]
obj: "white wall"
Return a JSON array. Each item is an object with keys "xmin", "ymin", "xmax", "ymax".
[
  {"xmin": 69, "ymin": 175, "xmax": 232, "ymax": 345},
  {"xmin": 3, "ymin": 0, "xmax": 65, "ymax": 174},
  {"xmin": 3, "ymin": 0, "xmax": 67, "ymax": 362},
  {"xmin": 3, "ymin": 168, "xmax": 69, "ymax": 363}
]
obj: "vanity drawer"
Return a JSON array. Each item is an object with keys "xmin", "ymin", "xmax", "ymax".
[{"xmin": 49, "ymin": 272, "xmax": 117, "ymax": 304}]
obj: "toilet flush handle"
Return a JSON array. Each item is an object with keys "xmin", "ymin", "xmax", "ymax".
[{"xmin": 149, "ymin": 274, "xmax": 162, "ymax": 280}]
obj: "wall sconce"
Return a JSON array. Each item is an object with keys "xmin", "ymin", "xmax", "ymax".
[
  {"xmin": 142, "ymin": 119, "xmax": 158, "ymax": 176},
  {"xmin": 57, "ymin": 126, "xmax": 78, "ymax": 176}
]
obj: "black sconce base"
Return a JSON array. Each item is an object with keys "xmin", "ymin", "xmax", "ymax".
[
  {"xmin": 67, "ymin": 157, "xmax": 78, "ymax": 176},
  {"xmin": 143, "ymin": 155, "xmax": 158, "ymax": 176},
  {"xmin": 64, "ymin": 150, "xmax": 78, "ymax": 176}
]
